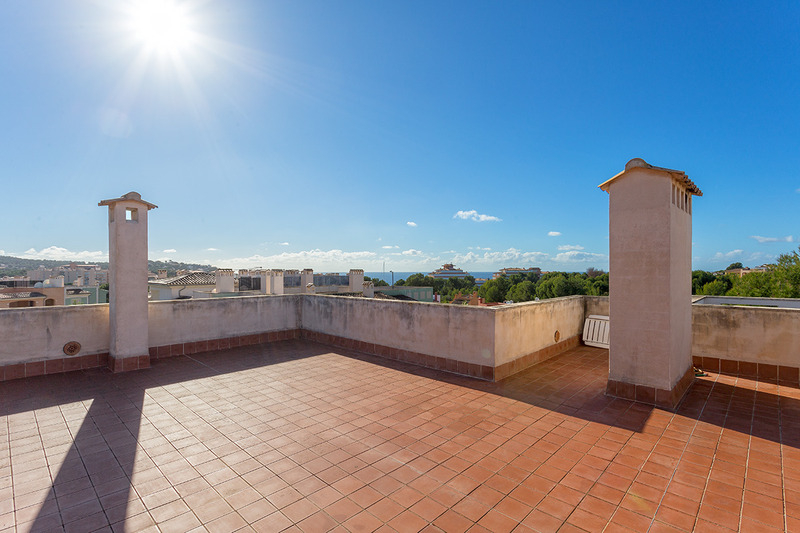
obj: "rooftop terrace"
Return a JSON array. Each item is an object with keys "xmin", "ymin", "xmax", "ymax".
[{"xmin": 3, "ymin": 339, "xmax": 798, "ymax": 532}]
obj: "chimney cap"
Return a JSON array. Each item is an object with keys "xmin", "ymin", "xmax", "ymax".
[
  {"xmin": 598, "ymin": 158, "xmax": 702, "ymax": 196},
  {"xmin": 99, "ymin": 191, "xmax": 158, "ymax": 209}
]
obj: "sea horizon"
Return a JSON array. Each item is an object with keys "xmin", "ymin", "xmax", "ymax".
[{"xmin": 365, "ymin": 271, "xmax": 497, "ymax": 285}]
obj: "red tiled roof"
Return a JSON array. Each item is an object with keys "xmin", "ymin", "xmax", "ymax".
[
  {"xmin": 149, "ymin": 272, "xmax": 216, "ymax": 286},
  {"xmin": 0, "ymin": 291, "xmax": 46, "ymax": 299}
]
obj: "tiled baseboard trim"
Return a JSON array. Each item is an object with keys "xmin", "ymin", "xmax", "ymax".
[
  {"xmin": 0, "ymin": 330, "xmax": 303, "ymax": 382},
  {"xmin": 301, "ymin": 330, "xmax": 494, "ymax": 381},
  {"xmin": 108, "ymin": 355, "xmax": 150, "ymax": 373},
  {"xmin": 0, "ymin": 352, "xmax": 109, "ymax": 382},
  {"xmin": 607, "ymin": 365, "xmax": 695, "ymax": 410},
  {"xmin": 494, "ymin": 335, "xmax": 581, "ymax": 381},
  {"xmin": 301, "ymin": 331, "xmax": 582, "ymax": 382},
  {"xmin": 148, "ymin": 329, "xmax": 302, "ymax": 360},
  {"xmin": 1, "ymin": 328, "xmax": 576, "ymax": 383},
  {"xmin": 693, "ymin": 356, "xmax": 800, "ymax": 387}
]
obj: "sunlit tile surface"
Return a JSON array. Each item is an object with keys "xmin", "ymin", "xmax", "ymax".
[{"xmin": 1, "ymin": 340, "xmax": 797, "ymax": 532}]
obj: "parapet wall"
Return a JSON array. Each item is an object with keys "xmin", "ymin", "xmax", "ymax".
[
  {"xmin": 301, "ymin": 296, "xmax": 495, "ymax": 366},
  {"xmin": 493, "ymin": 296, "xmax": 586, "ymax": 379},
  {"xmin": 0, "ymin": 294, "xmax": 586, "ymax": 382},
  {"xmin": 692, "ymin": 301, "xmax": 800, "ymax": 381},
  {"xmin": 149, "ymin": 295, "xmax": 301, "ymax": 346},
  {"xmin": 4, "ymin": 293, "xmax": 799, "ymax": 384},
  {"xmin": 0, "ymin": 304, "xmax": 110, "ymax": 364}
]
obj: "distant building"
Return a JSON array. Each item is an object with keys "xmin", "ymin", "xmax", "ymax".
[
  {"xmin": 27, "ymin": 262, "xmax": 108, "ymax": 286},
  {"xmin": 374, "ymin": 286, "xmax": 434, "ymax": 302},
  {"xmin": 0, "ymin": 285, "xmax": 65, "ymax": 307},
  {"xmin": 148, "ymin": 272, "xmax": 217, "ymax": 300},
  {"xmin": 238, "ymin": 269, "xmax": 365, "ymax": 296},
  {"xmin": 65, "ymin": 288, "xmax": 91, "ymax": 305},
  {"xmin": 723, "ymin": 265, "xmax": 771, "ymax": 278},
  {"xmin": 0, "ymin": 276, "xmax": 31, "ymax": 288},
  {"xmin": 493, "ymin": 267, "xmax": 541, "ymax": 279},
  {"xmin": 449, "ymin": 291, "xmax": 504, "ymax": 306},
  {"xmin": 428, "ymin": 264, "xmax": 471, "ymax": 279},
  {"xmin": 0, "ymin": 290, "xmax": 48, "ymax": 308}
]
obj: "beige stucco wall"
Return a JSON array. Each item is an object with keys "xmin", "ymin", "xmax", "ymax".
[
  {"xmin": 148, "ymin": 295, "xmax": 301, "ymax": 346},
  {"xmin": 493, "ymin": 296, "xmax": 586, "ymax": 366},
  {"xmin": 693, "ymin": 304, "xmax": 800, "ymax": 366},
  {"xmin": 301, "ymin": 295, "xmax": 497, "ymax": 366},
  {"xmin": 106, "ymin": 198, "xmax": 151, "ymax": 359},
  {"xmin": 0, "ymin": 305, "xmax": 110, "ymax": 365},
  {"xmin": 5, "ymin": 294, "xmax": 800, "ymax": 376},
  {"xmin": 0, "ymin": 294, "xmax": 590, "ymax": 371},
  {"xmin": 607, "ymin": 167, "xmax": 693, "ymax": 390},
  {"xmin": 584, "ymin": 296, "xmax": 610, "ymax": 317}
]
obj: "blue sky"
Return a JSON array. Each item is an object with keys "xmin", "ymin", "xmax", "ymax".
[{"xmin": 1, "ymin": 1, "xmax": 798, "ymax": 273}]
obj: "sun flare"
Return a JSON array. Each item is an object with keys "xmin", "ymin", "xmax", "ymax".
[{"xmin": 129, "ymin": 0, "xmax": 195, "ymax": 54}]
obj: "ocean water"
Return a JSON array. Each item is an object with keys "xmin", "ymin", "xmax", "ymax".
[{"xmin": 365, "ymin": 271, "xmax": 495, "ymax": 285}]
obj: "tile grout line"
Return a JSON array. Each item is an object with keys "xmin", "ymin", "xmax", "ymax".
[
  {"xmin": 692, "ymin": 372, "xmax": 739, "ymax": 532},
  {"xmin": 778, "ymin": 380, "xmax": 787, "ymax": 532},
  {"xmin": 737, "ymin": 375, "xmax": 756, "ymax": 531},
  {"xmin": 638, "ymin": 377, "xmax": 714, "ymax": 533}
]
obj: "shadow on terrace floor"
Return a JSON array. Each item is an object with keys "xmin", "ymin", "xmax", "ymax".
[{"xmin": 3, "ymin": 339, "xmax": 800, "ymax": 532}]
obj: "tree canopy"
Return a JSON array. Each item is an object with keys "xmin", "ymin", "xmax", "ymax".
[
  {"xmin": 395, "ymin": 268, "xmax": 608, "ymax": 304},
  {"xmin": 692, "ymin": 247, "xmax": 800, "ymax": 299}
]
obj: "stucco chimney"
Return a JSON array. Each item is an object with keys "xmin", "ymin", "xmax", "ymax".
[
  {"xmin": 215, "ymin": 269, "xmax": 234, "ymax": 293},
  {"xmin": 599, "ymin": 159, "xmax": 702, "ymax": 408},
  {"xmin": 99, "ymin": 191, "xmax": 158, "ymax": 373}
]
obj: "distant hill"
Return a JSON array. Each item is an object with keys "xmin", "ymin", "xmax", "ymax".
[{"xmin": 0, "ymin": 255, "xmax": 217, "ymax": 278}]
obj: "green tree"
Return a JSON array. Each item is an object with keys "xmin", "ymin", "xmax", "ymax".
[
  {"xmin": 403, "ymin": 273, "xmax": 435, "ymax": 287},
  {"xmin": 726, "ymin": 262, "xmax": 743, "ymax": 270},
  {"xmin": 586, "ymin": 267, "xmax": 605, "ymax": 278},
  {"xmin": 692, "ymin": 270, "xmax": 716, "ymax": 294},
  {"xmin": 727, "ymin": 272, "xmax": 775, "ymax": 297},
  {"xmin": 506, "ymin": 280, "xmax": 536, "ymax": 302},
  {"xmin": 586, "ymin": 273, "xmax": 609, "ymax": 296},
  {"xmin": 478, "ymin": 277, "xmax": 511, "ymax": 303},
  {"xmin": 698, "ymin": 279, "xmax": 730, "ymax": 296},
  {"xmin": 773, "ymin": 247, "xmax": 800, "ymax": 298}
]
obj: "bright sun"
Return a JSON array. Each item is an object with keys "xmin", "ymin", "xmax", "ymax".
[{"xmin": 130, "ymin": 0, "xmax": 195, "ymax": 54}]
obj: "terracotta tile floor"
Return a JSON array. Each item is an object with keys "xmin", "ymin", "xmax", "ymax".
[{"xmin": 2, "ymin": 340, "xmax": 799, "ymax": 532}]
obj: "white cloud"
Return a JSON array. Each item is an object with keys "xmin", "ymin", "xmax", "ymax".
[
  {"xmin": 468, "ymin": 246, "xmax": 491, "ymax": 251},
  {"xmin": 557, "ymin": 244, "xmax": 585, "ymax": 251},
  {"xmin": 18, "ymin": 246, "xmax": 107, "ymax": 262},
  {"xmin": 406, "ymin": 221, "xmax": 417, "ymax": 227},
  {"xmin": 206, "ymin": 248, "xmax": 219, "ymax": 252},
  {"xmin": 553, "ymin": 251, "xmax": 606, "ymax": 263},
  {"xmin": 750, "ymin": 235, "xmax": 794, "ymax": 244},
  {"xmin": 215, "ymin": 249, "xmax": 377, "ymax": 270},
  {"xmin": 163, "ymin": 249, "xmax": 177, "ymax": 253},
  {"xmin": 712, "ymin": 249, "xmax": 745, "ymax": 261},
  {"xmin": 452, "ymin": 248, "xmax": 549, "ymax": 267},
  {"xmin": 279, "ymin": 242, "xmax": 290, "ymax": 246},
  {"xmin": 401, "ymin": 249, "xmax": 423, "ymax": 256},
  {"xmin": 711, "ymin": 250, "xmax": 774, "ymax": 265},
  {"xmin": 453, "ymin": 210, "xmax": 501, "ymax": 222},
  {"xmin": 547, "ymin": 231, "xmax": 561, "ymax": 237},
  {"xmin": 382, "ymin": 245, "xmax": 399, "ymax": 249}
]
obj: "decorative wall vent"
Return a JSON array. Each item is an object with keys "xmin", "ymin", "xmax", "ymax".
[{"xmin": 63, "ymin": 341, "xmax": 81, "ymax": 356}]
